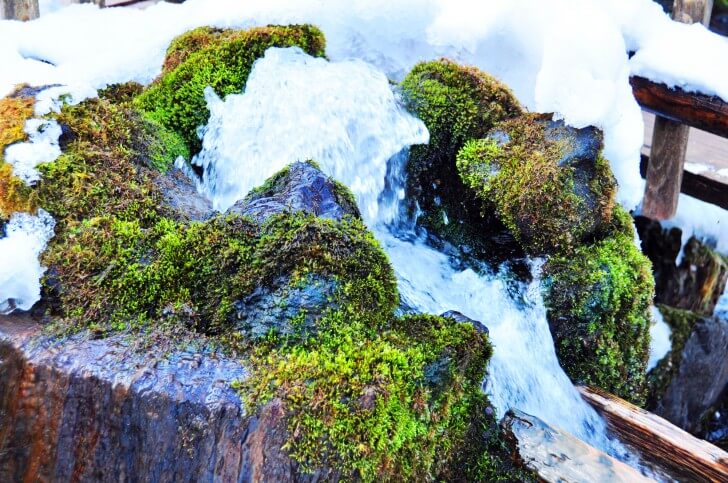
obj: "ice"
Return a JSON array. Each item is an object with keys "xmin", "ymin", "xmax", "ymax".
[
  {"xmin": 4, "ymin": 118, "xmax": 62, "ymax": 184},
  {"xmin": 648, "ymin": 306, "xmax": 672, "ymax": 372},
  {"xmin": 0, "ymin": 210, "xmax": 55, "ymax": 314}
]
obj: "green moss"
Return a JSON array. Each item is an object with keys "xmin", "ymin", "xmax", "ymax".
[
  {"xmin": 456, "ymin": 114, "xmax": 616, "ymax": 255},
  {"xmin": 543, "ymin": 233, "xmax": 654, "ymax": 403},
  {"xmin": 399, "ymin": 59, "xmax": 522, "ymax": 255},
  {"xmin": 135, "ymin": 24, "xmax": 326, "ymax": 155},
  {"xmin": 646, "ymin": 305, "xmax": 701, "ymax": 408}
]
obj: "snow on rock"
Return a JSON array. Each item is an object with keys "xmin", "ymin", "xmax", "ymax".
[
  {"xmin": 648, "ymin": 305, "xmax": 672, "ymax": 372},
  {"xmin": 0, "ymin": 0, "xmax": 726, "ymax": 211},
  {"xmin": 0, "ymin": 210, "xmax": 55, "ymax": 314},
  {"xmin": 661, "ymin": 194, "xmax": 728, "ymax": 255},
  {"xmin": 4, "ymin": 118, "xmax": 62, "ymax": 184}
]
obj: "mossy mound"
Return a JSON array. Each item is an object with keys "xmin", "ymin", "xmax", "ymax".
[
  {"xmin": 135, "ymin": 24, "xmax": 326, "ymax": 154},
  {"xmin": 457, "ymin": 114, "xmax": 616, "ymax": 255},
  {"xmin": 543, "ymin": 224, "xmax": 654, "ymax": 403},
  {"xmin": 399, "ymin": 59, "xmax": 523, "ymax": 259},
  {"xmin": 0, "ymin": 88, "xmax": 38, "ymax": 220}
]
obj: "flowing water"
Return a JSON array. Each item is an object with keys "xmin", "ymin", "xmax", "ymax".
[{"xmin": 193, "ymin": 46, "xmax": 630, "ymax": 458}]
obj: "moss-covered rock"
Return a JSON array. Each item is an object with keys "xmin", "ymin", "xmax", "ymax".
[
  {"xmin": 543, "ymin": 229, "xmax": 654, "ymax": 403},
  {"xmin": 457, "ymin": 114, "xmax": 616, "ymax": 255},
  {"xmin": 135, "ymin": 24, "xmax": 326, "ymax": 154},
  {"xmin": 399, "ymin": 59, "xmax": 523, "ymax": 260},
  {"xmin": 0, "ymin": 89, "xmax": 38, "ymax": 220},
  {"xmin": 646, "ymin": 305, "xmax": 701, "ymax": 408}
]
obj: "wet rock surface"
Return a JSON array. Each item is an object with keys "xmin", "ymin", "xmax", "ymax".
[
  {"xmin": 635, "ymin": 216, "xmax": 728, "ymax": 316},
  {"xmin": 501, "ymin": 408, "xmax": 652, "ymax": 482},
  {"xmin": 0, "ymin": 315, "xmax": 320, "ymax": 483},
  {"xmin": 227, "ymin": 161, "xmax": 360, "ymax": 223}
]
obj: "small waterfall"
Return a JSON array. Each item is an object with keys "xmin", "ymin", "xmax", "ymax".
[{"xmin": 194, "ymin": 46, "xmax": 627, "ymax": 456}]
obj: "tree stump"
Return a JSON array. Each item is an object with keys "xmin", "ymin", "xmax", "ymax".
[{"xmin": 0, "ymin": 0, "xmax": 39, "ymax": 20}]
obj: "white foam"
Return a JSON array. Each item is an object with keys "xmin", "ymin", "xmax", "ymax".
[
  {"xmin": 0, "ymin": 210, "xmax": 55, "ymax": 314},
  {"xmin": 194, "ymin": 47, "xmax": 427, "ymax": 217},
  {"xmin": 648, "ymin": 306, "xmax": 672, "ymax": 372},
  {"xmin": 4, "ymin": 118, "xmax": 62, "ymax": 184}
]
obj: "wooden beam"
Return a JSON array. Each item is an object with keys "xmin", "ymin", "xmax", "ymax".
[
  {"xmin": 641, "ymin": 0, "xmax": 712, "ymax": 221},
  {"xmin": 640, "ymin": 154, "xmax": 728, "ymax": 210},
  {"xmin": 578, "ymin": 386, "xmax": 728, "ymax": 482},
  {"xmin": 631, "ymin": 76, "xmax": 728, "ymax": 139}
]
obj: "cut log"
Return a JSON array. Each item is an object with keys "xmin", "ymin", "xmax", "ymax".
[
  {"xmin": 501, "ymin": 409, "xmax": 654, "ymax": 483},
  {"xmin": 641, "ymin": 0, "xmax": 712, "ymax": 221},
  {"xmin": 578, "ymin": 386, "xmax": 728, "ymax": 482}
]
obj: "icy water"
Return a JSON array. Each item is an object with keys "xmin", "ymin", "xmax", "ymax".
[{"xmin": 192, "ymin": 46, "xmax": 629, "ymax": 456}]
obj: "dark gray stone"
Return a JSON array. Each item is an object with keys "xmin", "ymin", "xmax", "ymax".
[
  {"xmin": 232, "ymin": 274, "xmax": 338, "ymax": 341},
  {"xmin": 227, "ymin": 161, "xmax": 360, "ymax": 223},
  {"xmin": 441, "ymin": 310, "xmax": 489, "ymax": 334},
  {"xmin": 152, "ymin": 167, "xmax": 214, "ymax": 222}
]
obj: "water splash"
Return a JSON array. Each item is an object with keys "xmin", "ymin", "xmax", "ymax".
[{"xmin": 194, "ymin": 46, "xmax": 626, "ymax": 457}]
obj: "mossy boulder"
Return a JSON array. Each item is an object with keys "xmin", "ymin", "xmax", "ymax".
[
  {"xmin": 399, "ymin": 59, "xmax": 523, "ymax": 260},
  {"xmin": 135, "ymin": 24, "xmax": 326, "ymax": 155},
  {"xmin": 457, "ymin": 114, "xmax": 616, "ymax": 255},
  {"xmin": 543, "ymin": 223, "xmax": 654, "ymax": 403}
]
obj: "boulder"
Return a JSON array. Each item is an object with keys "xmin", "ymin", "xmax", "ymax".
[
  {"xmin": 635, "ymin": 216, "xmax": 728, "ymax": 316},
  {"xmin": 152, "ymin": 166, "xmax": 214, "ymax": 222},
  {"xmin": 227, "ymin": 161, "xmax": 360, "ymax": 223},
  {"xmin": 457, "ymin": 115, "xmax": 616, "ymax": 255}
]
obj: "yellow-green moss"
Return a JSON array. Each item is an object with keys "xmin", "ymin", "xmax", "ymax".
[
  {"xmin": 399, "ymin": 59, "xmax": 522, "ymax": 254},
  {"xmin": 135, "ymin": 24, "xmax": 326, "ymax": 155},
  {"xmin": 543, "ymin": 233, "xmax": 655, "ymax": 403},
  {"xmin": 456, "ymin": 114, "xmax": 616, "ymax": 255},
  {"xmin": 0, "ymin": 92, "xmax": 37, "ymax": 219}
]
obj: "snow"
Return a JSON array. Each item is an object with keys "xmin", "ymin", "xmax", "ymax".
[
  {"xmin": 648, "ymin": 305, "xmax": 672, "ymax": 372},
  {"xmin": 661, "ymin": 193, "xmax": 728, "ymax": 255},
  {"xmin": 1, "ymin": 0, "xmax": 727, "ymax": 211},
  {"xmin": 4, "ymin": 118, "xmax": 62, "ymax": 184},
  {"xmin": 0, "ymin": 210, "xmax": 55, "ymax": 314}
]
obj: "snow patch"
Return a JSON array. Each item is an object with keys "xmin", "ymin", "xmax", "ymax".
[
  {"xmin": 0, "ymin": 210, "xmax": 55, "ymax": 314},
  {"xmin": 648, "ymin": 305, "xmax": 672, "ymax": 372},
  {"xmin": 4, "ymin": 118, "xmax": 62, "ymax": 184}
]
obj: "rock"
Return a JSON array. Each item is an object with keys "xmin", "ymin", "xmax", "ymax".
[
  {"xmin": 227, "ymin": 161, "xmax": 360, "ymax": 223},
  {"xmin": 457, "ymin": 114, "xmax": 616, "ymax": 255},
  {"xmin": 152, "ymin": 167, "xmax": 214, "ymax": 222},
  {"xmin": 635, "ymin": 216, "xmax": 728, "ymax": 316},
  {"xmin": 232, "ymin": 274, "xmax": 338, "ymax": 341},
  {"xmin": 501, "ymin": 408, "xmax": 653, "ymax": 483},
  {"xmin": 647, "ymin": 306, "xmax": 728, "ymax": 446},
  {"xmin": 440, "ymin": 310, "xmax": 489, "ymax": 334},
  {"xmin": 0, "ymin": 314, "xmax": 325, "ymax": 482}
]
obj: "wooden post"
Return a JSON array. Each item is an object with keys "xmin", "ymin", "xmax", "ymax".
[
  {"xmin": 642, "ymin": 0, "xmax": 711, "ymax": 220},
  {"xmin": 0, "ymin": 0, "xmax": 39, "ymax": 20}
]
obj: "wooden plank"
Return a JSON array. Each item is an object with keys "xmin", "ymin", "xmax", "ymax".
[
  {"xmin": 578, "ymin": 386, "xmax": 728, "ymax": 482},
  {"xmin": 632, "ymin": 76, "xmax": 728, "ymax": 140},
  {"xmin": 640, "ymin": 154, "xmax": 728, "ymax": 210}
]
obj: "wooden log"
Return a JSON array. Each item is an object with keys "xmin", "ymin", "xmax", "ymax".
[
  {"xmin": 640, "ymin": 154, "xmax": 728, "ymax": 211},
  {"xmin": 501, "ymin": 408, "xmax": 654, "ymax": 483},
  {"xmin": 641, "ymin": 0, "xmax": 711, "ymax": 221},
  {"xmin": 631, "ymin": 77, "xmax": 728, "ymax": 139},
  {"xmin": 578, "ymin": 386, "xmax": 728, "ymax": 482},
  {"xmin": 0, "ymin": 0, "xmax": 38, "ymax": 20}
]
